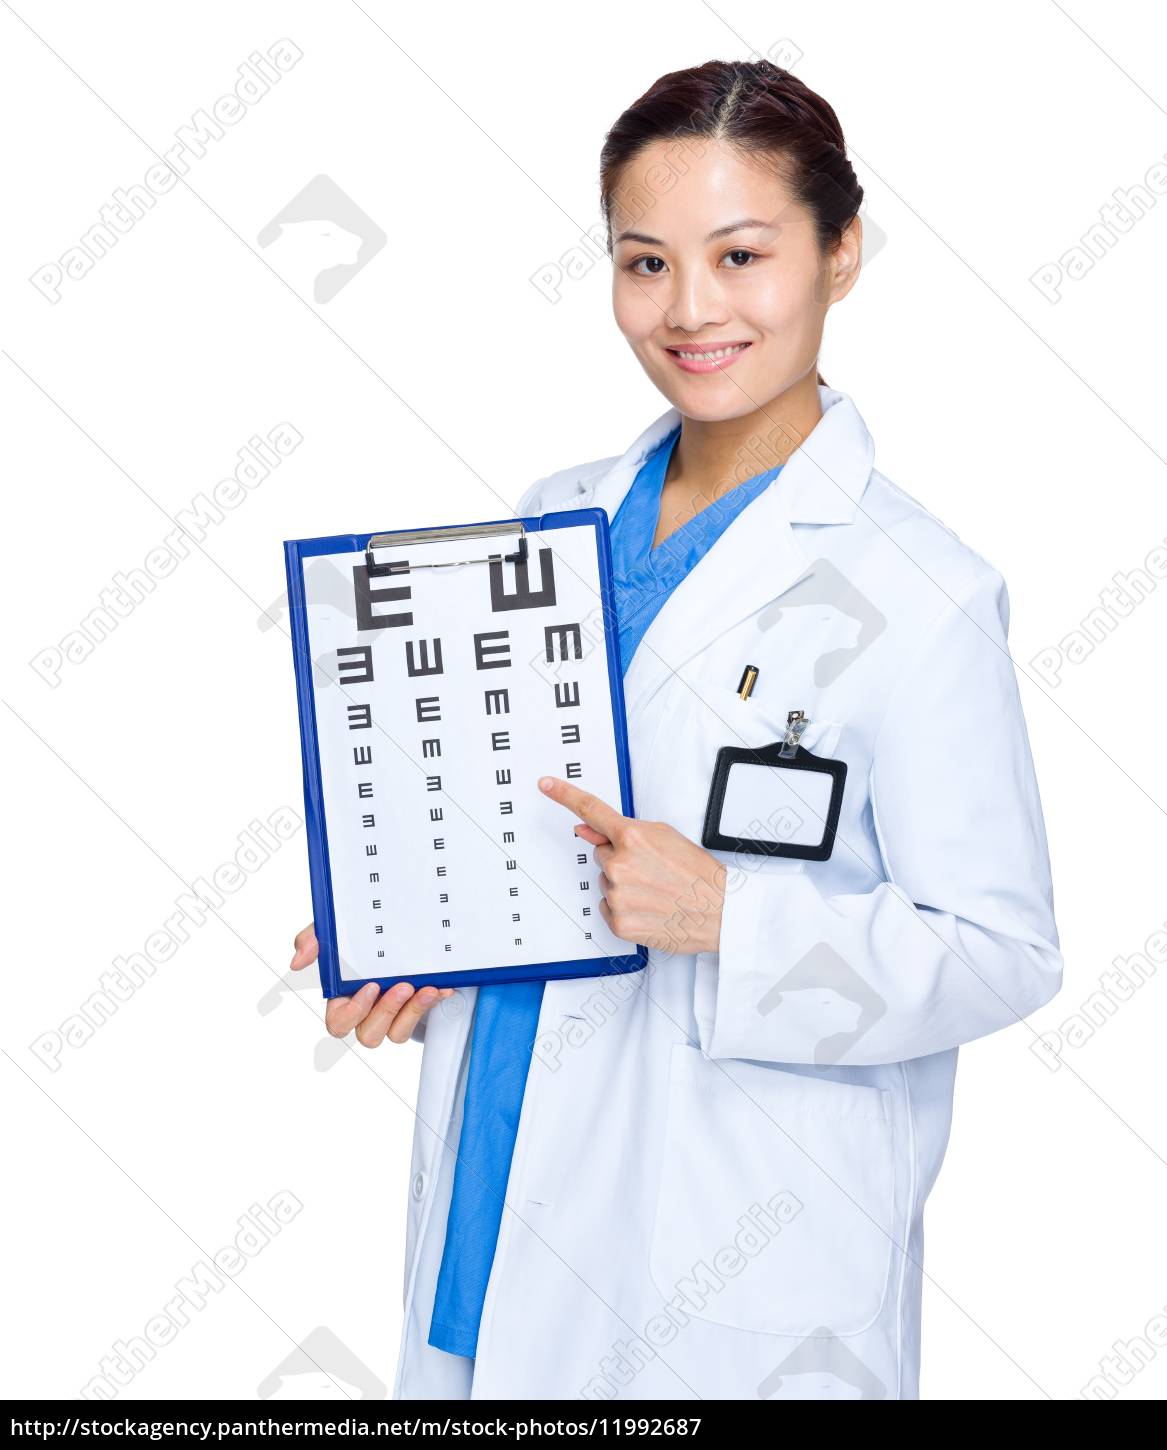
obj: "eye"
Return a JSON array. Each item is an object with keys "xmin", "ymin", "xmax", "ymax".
[
  {"xmin": 722, "ymin": 248, "xmax": 758, "ymax": 268},
  {"xmin": 628, "ymin": 254, "xmax": 667, "ymax": 276}
]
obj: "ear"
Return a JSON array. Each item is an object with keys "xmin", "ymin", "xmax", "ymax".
[{"xmin": 827, "ymin": 215, "xmax": 863, "ymax": 305}]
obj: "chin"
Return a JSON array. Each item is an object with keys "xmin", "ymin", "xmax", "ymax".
[
  {"xmin": 664, "ymin": 388, "xmax": 762, "ymax": 424},
  {"xmin": 643, "ymin": 355, "xmax": 784, "ymax": 423}
]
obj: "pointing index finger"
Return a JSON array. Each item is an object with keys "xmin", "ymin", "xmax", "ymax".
[{"xmin": 538, "ymin": 776, "xmax": 626, "ymax": 840}]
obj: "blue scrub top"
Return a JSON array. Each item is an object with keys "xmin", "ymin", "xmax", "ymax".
[{"xmin": 427, "ymin": 423, "xmax": 783, "ymax": 1359}]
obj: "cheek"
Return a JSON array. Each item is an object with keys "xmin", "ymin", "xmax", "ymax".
[
  {"xmin": 737, "ymin": 273, "xmax": 826, "ymax": 368},
  {"xmin": 746, "ymin": 269, "xmax": 819, "ymax": 330},
  {"xmin": 612, "ymin": 276, "xmax": 658, "ymax": 346}
]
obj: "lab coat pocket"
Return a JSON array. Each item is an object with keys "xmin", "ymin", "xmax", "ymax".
[
  {"xmin": 647, "ymin": 1043, "xmax": 896, "ymax": 1338},
  {"xmin": 716, "ymin": 703, "xmax": 843, "ymax": 762},
  {"xmin": 716, "ymin": 714, "xmax": 843, "ymax": 778}
]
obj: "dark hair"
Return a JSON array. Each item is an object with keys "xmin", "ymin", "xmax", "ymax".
[{"xmin": 599, "ymin": 59, "xmax": 863, "ymax": 388}]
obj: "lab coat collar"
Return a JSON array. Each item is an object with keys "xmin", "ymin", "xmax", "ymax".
[
  {"xmin": 570, "ymin": 386, "xmax": 877, "ymax": 720},
  {"xmin": 580, "ymin": 384, "xmax": 875, "ymax": 529}
]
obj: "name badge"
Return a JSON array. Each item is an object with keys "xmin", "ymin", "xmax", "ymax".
[{"xmin": 701, "ymin": 740, "xmax": 847, "ymax": 861}]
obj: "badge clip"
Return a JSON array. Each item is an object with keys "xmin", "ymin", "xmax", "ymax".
[{"xmin": 779, "ymin": 709, "xmax": 808, "ymax": 758}]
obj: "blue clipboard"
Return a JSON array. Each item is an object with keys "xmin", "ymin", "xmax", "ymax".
[{"xmin": 285, "ymin": 507, "xmax": 647, "ymax": 998}]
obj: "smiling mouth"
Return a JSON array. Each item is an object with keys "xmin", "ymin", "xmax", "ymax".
[{"xmin": 664, "ymin": 341, "xmax": 752, "ymax": 372}]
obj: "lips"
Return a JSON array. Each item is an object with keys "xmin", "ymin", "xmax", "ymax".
[{"xmin": 664, "ymin": 341, "xmax": 752, "ymax": 374}]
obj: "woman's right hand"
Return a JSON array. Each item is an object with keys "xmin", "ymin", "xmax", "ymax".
[{"xmin": 290, "ymin": 922, "xmax": 454, "ymax": 1046}]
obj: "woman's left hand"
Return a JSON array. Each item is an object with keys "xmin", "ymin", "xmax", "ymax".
[{"xmin": 538, "ymin": 775, "xmax": 725, "ymax": 955}]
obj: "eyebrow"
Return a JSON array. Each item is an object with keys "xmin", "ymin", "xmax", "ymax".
[{"xmin": 612, "ymin": 217, "xmax": 774, "ymax": 247}]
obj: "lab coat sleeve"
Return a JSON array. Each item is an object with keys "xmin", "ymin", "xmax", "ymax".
[{"xmin": 705, "ymin": 563, "xmax": 1062, "ymax": 1066}]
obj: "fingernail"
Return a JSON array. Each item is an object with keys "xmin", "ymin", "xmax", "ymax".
[
  {"xmin": 392, "ymin": 983, "xmax": 412, "ymax": 1001},
  {"xmin": 359, "ymin": 982, "xmax": 379, "ymax": 999},
  {"xmin": 538, "ymin": 777, "xmax": 553, "ymax": 791}
]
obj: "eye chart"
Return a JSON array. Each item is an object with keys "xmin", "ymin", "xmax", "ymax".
[{"xmin": 285, "ymin": 509, "xmax": 645, "ymax": 997}]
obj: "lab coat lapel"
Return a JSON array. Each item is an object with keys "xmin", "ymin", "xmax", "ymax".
[
  {"xmin": 570, "ymin": 388, "xmax": 876, "ymax": 721},
  {"xmin": 620, "ymin": 482, "xmax": 811, "ymax": 720},
  {"xmin": 581, "ymin": 407, "xmax": 682, "ymax": 524}
]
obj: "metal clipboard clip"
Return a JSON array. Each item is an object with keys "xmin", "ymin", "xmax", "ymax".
[{"xmin": 365, "ymin": 521, "xmax": 528, "ymax": 576}]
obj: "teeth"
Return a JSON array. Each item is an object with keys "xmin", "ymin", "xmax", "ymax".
[{"xmin": 673, "ymin": 344, "xmax": 748, "ymax": 361}]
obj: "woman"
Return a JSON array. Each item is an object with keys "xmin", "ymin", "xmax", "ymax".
[{"xmin": 290, "ymin": 59, "xmax": 1061, "ymax": 1401}]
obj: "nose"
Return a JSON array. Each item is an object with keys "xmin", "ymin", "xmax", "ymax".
[{"xmin": 661, "ymin": 259, "xmax": 730, "ymax": 337}]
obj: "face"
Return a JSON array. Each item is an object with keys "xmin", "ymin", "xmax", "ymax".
[{"xmin": 610, "ymin": 139, "xmax": 860, "ymax": 422}]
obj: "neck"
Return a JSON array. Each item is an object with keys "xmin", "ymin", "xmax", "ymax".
[{"xmin": 666, "ymin": 373, "xmax": 824, "ymax": 492}]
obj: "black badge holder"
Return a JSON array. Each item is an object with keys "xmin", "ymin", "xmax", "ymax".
[{"xmin": 701, "ymin": 709, "xmax": 847, "ymax": 862}]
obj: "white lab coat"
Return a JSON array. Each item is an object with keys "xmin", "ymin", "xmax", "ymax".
[{"xmin": 391, "ymin": 385, "xmax": 1062, "ymax": 1401}]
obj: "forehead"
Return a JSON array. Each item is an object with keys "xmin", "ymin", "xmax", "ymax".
[{"xmin": 611, "ymin": 137, "xmax": 803, "ymax": 238}]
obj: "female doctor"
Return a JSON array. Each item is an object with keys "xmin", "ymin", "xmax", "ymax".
[{"xmin": 289, "ymin": 59, "xmax": 1062, "ymax": 1400}]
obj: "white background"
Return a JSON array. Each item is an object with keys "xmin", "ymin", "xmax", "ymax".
[{"xmin": 2, "ymin": 0, "xmax": 1165, "ymax": 1403}]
